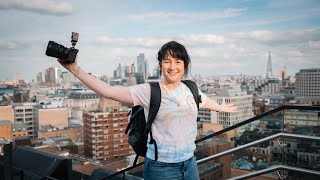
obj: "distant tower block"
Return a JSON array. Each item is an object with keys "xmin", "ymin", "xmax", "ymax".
[
  {"xmin": 15, "ymin": 72, "xmax": 21, "ymax": 83},
  {"xmin": 266, "ymin": 51, "xmax": 272, "ymax": 78}
]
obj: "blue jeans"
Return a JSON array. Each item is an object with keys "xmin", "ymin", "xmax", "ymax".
[{"xmin": 143, "ymin": 156, "xmax": 200, "ymax": 180}]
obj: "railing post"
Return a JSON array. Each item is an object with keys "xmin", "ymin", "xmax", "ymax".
[
  {"xmin": 67, "ymin": 159, "xmax": 72, "ymax": 180},
  {"xmin": 4, "ymin": 141, "xmax": 13, "ymax": 180},
  {"xmin": 20, "ymin": 170, "xmax": 24, "ymax": 180}
]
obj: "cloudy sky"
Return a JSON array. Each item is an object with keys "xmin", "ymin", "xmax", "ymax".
[{"xmin": 0, "ymin": 0, "xmax": 320, "ymax": 81}]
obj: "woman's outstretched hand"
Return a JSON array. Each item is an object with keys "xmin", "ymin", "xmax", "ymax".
[
  {"xmin": 219, "ymin": 97, "xmax": 237, "ymax": 112},
  {"xmin": 57, "ymin": 58, "xmax": 77, "ymax": 71},
  {"xmin": 221, "ymin": 103, "xmax": 237, "ymax": 112}
]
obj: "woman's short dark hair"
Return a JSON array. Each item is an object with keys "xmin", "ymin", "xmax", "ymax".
[{"xmin": 157, "ymin": 41, "xmax": 190, "ymax": 74}]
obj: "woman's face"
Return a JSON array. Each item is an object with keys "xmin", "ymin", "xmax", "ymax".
[{"xmin": 161, "ymin": 53, "xmax": 185, "ymax": 84}]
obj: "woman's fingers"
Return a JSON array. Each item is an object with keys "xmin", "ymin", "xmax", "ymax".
[{"xmin": 225, "ymin": 104, "xmax": 237, "ymax": 112}]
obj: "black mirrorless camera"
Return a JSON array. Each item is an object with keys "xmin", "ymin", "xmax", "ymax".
[{"xmin": 45, "ymin": 32, "xmax": 79, "ymax": 64}]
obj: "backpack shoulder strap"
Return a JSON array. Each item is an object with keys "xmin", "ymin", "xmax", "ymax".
[
  {"xmin": 146, "ymin": 81, "xmax": 161, "ymax": 161},
  {"xmin": 147, "ymin": 82, "xmax": 161, "ymax": 124},
  {"xmin": 182, "ymin": 80, "xmax": 202, "ymax": 110}
]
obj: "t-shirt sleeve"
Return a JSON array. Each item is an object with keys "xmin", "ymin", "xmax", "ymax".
[{"xmin": 128, "ymin": 83, "xmax": 151, "ymax": 108}]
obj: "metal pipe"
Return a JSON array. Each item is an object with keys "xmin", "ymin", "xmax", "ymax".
[
  {"xmin": 196, "ymin": 132, "xmax": 320, "ymax": 164},
  {"xmin": 228, "ymin": 165, "xmax": 320, "ymax": 180}
]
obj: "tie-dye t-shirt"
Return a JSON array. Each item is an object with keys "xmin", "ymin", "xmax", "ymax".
[{"xmin": 129, "ymin": 81, "xmax": 208, "ymax": 163}]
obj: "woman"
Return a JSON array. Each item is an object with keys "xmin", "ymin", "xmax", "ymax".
[{"xmin": 59, "ymin": 41, "xmax": 236, "ymax": 180}]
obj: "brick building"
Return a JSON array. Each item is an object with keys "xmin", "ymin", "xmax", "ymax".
[{"xmin": 83, "ymin": 102, "xmax": 132, "ymax": 161}]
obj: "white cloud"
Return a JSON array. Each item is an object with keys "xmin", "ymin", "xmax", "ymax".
[
  {"xmin": 309, "ymin": 41, "xmax": 320, "ymax": 49},
  {"xmin": 189, "ymin": 47, "xmax": 212, "ymax": 58},
  {"xmin": 128, "ymin": 8, "xmax": 246, "ymax": 22},
  {"xmin": 229, "ymin": 61, "xmax": 244, "ymax": 68},
  {"xmin": 234, "ymin": 30, "xmax": 275, "ymax": 41},
  {"xmin": 0, "ymin": 40, "xmax": 17, "ymax": 49},
  {"xmin": 288, "ymin": 50, "xmax": 303, "ymax": 57},
  {"xmin": 96, "ymin": 34, "xmax": 229, "ymax": 49},
  {"xmin": 233, "ymin": 29, "xmax": 320, "ymax": 44},
  {"xmin": 0, "ymin": 0, "xmax": 73, "ymax": 15},
  {"xmin": 96, "ymin": 36, "xmax": 169, "ymax": 48},
  {"xmin": 182, "ymin": 34, "xmax": 228, "ymax": 45}
]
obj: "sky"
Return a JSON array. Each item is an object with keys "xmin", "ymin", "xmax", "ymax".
[{"xmin": 0, "ymin": 0, "xmax": 320, "ymax": 81}]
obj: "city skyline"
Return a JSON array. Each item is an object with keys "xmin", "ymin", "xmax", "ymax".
[{"xmin": 1, "ymin": 0, "xmax": 320, "ymax": 81}]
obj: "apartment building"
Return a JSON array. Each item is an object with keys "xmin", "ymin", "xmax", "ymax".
[
  {"xmin": 13, "ymin": 103, "xmax": 38, "ymax": 138},
  {"xmin": 83, "ymin": 105, "xmax": 132, "ymax": 161}
]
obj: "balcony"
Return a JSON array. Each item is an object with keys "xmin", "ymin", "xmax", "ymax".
[{"xmin": 0, "ymin": 105, "xmax": 320, "ymax": 179}]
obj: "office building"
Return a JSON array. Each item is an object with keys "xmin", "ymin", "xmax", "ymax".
[
  {"xmin": 211, "ymin": 89, "xmax": 253, "ymax": 128},
  {"xmin": 295, "ymin": 68, "xmax": 320, "ymax": 105}
]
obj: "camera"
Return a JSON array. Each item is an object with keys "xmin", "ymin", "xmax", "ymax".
[{"xmin": 45, "ymin": 32, "xmax": 79, "ymax": 64}]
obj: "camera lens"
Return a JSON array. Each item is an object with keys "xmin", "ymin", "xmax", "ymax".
[{"xmin": 45, "ymin": 41, "xmax": 68, "ymax": 60}]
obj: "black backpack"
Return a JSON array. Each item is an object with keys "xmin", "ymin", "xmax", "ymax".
[{"xmin": 125, "ymin": 80, "xmax": 201, "ymax": 165}]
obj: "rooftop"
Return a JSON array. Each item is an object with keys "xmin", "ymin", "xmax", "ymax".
[{"xmin": 67, "ymin": 92, "xmax": 100, "ymax": 100}]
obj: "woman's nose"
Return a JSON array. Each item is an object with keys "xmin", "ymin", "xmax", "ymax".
[{"xmin": 169, "ymin": 62, "xmax": 176, "ymax": 69}]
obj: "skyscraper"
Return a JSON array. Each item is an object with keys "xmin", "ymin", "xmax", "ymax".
[
  {"xmin": 45, "ymin": 67, "xmax": 56, "ymax": 83},
  {"xmin": 137, "ymin": 53, "xmax": 145, "ymax": 78},
  {"xmin": 266, "ymin": 51, "xmax": 272, "ymax": 78},
  {"xmin": 145, "ymin": 59, "xmax": 150, "ymax": 78},
  {"xmin": 36, "ymin": 72, "xmax": 43, "ymax": 83}
]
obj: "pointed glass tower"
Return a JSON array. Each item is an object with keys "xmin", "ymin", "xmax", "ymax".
[{"xmin": 266, "ymin": 51, "xmax": 272, "ymax": 78}]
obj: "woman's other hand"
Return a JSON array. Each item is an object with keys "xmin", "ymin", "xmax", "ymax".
[{"xmin": 222, "ymin": 103, "xmax": 237, "ymax": 112}]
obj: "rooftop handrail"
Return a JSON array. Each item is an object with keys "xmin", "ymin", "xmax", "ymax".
[
  {"xmin": 227, "ymin": 165, "xmax": 320, "ymax": 180},
  {"xmin": 196, "ymin": 132, "xmax": 320, "ymax": 164},
  {"xmin": 196, "ymin": 105, "xmax": 319, "ymax": 143},
  {"xmin": 103, "ymin": 105, "xmax": 320, "ymax": 179}
]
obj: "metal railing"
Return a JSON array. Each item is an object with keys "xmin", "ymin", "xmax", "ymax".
[
  {"xmin": 0, "ymin": 142, "xmax": 71, "ymax": 180},
  {"xmin": 197, "ymin": 132, "xmax": 320, "ymax": 164},
  {"xmin": 103, "ymin": 105, "xmax": 320, "ymax": 179},
  {"xmin": 228, "ymin": 165, "xmax": 320, "ymax": 180},
  {"xmin": 1, "ymin": 105, "xmax": 319, "ymax": 179}
]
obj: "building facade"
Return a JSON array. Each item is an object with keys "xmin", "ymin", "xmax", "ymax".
[
  {"xmin": 13, "ymin": 103, "xmax": 38, "ymax": 138},
  {"xmin": 37, "ymin": 107, "xmax": 68, "ymax": 130},
  {"xmin": 295, "ymin": 68, "xmax": 320, "ymax": 105},
  {"xmin": 210, "ymin": 90, "xmax": 253, "ymax": 127},
  {"xmin": 63, "ymin": 92, "xmax": 100, "ymax": 120},
  {"xmin": 83, "ymin": 106, "xmax": 132, "ymax": 161}
]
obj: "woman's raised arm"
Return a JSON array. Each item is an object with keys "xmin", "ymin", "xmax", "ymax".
[{"xmin": 59, "ymin": 61, "xmax": 134, "ymax": 105}]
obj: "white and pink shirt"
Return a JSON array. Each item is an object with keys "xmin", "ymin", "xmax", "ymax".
[{"xmin": 129, "ymin": 81, "xmax": 221, "ymax": 163}]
